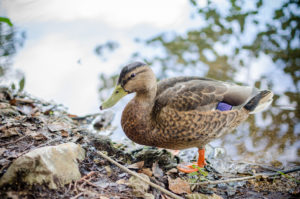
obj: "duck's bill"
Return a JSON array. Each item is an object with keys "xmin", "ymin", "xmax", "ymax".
[{"xmin": 100, "ymin": 85, "xmax": 128, "ymax": 110}]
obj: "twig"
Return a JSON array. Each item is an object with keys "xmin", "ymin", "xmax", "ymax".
[
  {"xmin": 73, "ymin": 171, "xmax": 98, "ymax": 194},
  {"xmin": 11, "ymin": 98, "xmax": 35, "ymax": 104},
  {"xmin": 70, "ymin": 192, "xmax": 83, "ymax": 199},
  {"xmin": 77, "ymin": 171, "xmax": 97, "ymax": 182},
  {"xmin": 96, "ymin": 151, "xmax": 184, "ymax": 199},
  {"xmin": 235, "ymin": 161, "xmax": 284, "ymax": 172},
  {"xmin": 83, "ymin": 179, "xmax": 98, "ymax": 188},
  {"xmin": 194, "ymin": 167, "xmax": 300, "ymax": 185},
  {"xmin": 0, "ymin": 135, "xmax": 29, "ymax": 147},
  {"xmin": 36, "ymin": 137, "xmax": 61, "ymax": 148}
]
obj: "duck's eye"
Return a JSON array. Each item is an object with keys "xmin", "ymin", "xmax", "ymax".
[
  {"xmin": 130, "ymin": 73, "xmax": 136, "ymax": 78},
  {"xmin": 115, "ymin": 90, "xmax": 119, "ymax": 94}
]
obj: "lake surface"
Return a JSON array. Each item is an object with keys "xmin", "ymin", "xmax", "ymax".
[
  {"xmin": 104, "ymin": 71, "xmax": 299, "ymax": 168},
  {"xmin": 1, "ymin": 0, "xmax": 299, "ymax": 168}
]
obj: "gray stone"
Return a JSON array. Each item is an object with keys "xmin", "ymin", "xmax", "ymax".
[{"xmin": 0, "ymin": 142, "xmax": 85, "ymax": 189}]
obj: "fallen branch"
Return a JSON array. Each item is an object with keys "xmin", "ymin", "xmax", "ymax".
[
  {"xmin": 70, "ymin": 192, "xmax": 83, "ymax": 199},
  {"xmin": 0, "ymin": 135, "xmax": 29, "ymax": 147},
  {"xmin": 83, "ymin": 179, "xmax": 98, "ymax": 188},
  {"xmin": 195, "ymin": 167, "xmax": 300, "ymax": 185},
  {"xmin": 77, "ymin": 171, "xmax": 98, "ymax": 182},
  {"xmin": 96, "ymin": 151, "xmax": 184, "ymax": 199}
]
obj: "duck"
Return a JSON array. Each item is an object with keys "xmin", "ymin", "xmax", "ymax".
[{"xmin": 100, "ymin": 62, "xmax": 273, "ymax": 173}]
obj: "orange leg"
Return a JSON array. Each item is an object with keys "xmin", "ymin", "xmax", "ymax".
[
  {"xmin": 177, "ymin": 148, "xmax": 207, "ymax": 173},
  {"xmin": 197, "ymin": 148, "xmax": 206, "ymax": 168}
]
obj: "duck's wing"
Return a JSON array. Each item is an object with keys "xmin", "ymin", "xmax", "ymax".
[{"xmin": 153, "ymin": 77, "xmax": 257, "ymax": 114}]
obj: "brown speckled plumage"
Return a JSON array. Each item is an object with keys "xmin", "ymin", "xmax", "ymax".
[{"xmin": 108, "ymin": 62, "xmax": 273, "ymax": 151}]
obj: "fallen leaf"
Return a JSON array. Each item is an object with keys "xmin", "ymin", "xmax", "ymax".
[
  {"xmin": 60, "ymin": 130, "xmax": 69, "ymax": 137},
  {"xmin": 152, "ymin": 161, "xmax": 163, "ymax": 178},
  {"xmin": 30, "ymin": 132, "xmax": 47, "ymax": 141},
  {"xmin": 9, "ymin": 99, "xmax": 17, "ymax": 106},
  {"xmin": 67, "ymin": 114, "xmax": 78, "ymax": 118},
  {"xmin": 0, "ymin": 127, "xmax": 20, "ymax": 138},
  {"xmin": 139, "ymin": 168, "xmax": 153, "ymax": 177},
  {"xmin": 47, "ymin": 122, "xmax": 69, "ymax": 132},
  {"xmin": 186, "ymin": 193, "xmax": 223, "ymax": 199},
  {"xmin": 168, "ymin": 176, "xmax": 191, "ymax": 194},
  {"xmin": 128, "ymin": 161, "xmax": 144, "ymax": 170},
  {"xmin": 116, "ymin": 179, "xmax": 128, "ymax": 185}
]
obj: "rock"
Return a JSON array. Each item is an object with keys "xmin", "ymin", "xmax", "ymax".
[
  {"xmin": 0, "ymin": 142, "xmax": 85, "ymax": 189},
  {"xmin": 205, "ymin": 144, "xmax": 251, "ymax": 174}
]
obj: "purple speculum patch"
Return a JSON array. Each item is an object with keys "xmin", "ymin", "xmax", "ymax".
[{"xmin": 216, "ymin": 102, "xmax": 232, "ymax": 111}]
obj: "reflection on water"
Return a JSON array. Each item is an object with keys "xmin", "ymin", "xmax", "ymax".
[
  {"xmin": 1, "ymin": 0, "xmax": 299, "ymax": 167},
  {"xmin": 105, "ymin": 72, "xmax": 299, "ymax": 167},
  {"xmin": 99, "ymin": 0, "xmax": 300, "ymax": 167}
]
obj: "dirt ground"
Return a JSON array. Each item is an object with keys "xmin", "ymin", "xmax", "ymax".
[{"xmin": 0, "ymin": 87, "xmax": 299, "ymax": 199}]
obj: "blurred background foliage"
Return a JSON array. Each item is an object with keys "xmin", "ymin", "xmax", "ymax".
[
  {"xmin": 0, "ymin": 17, "xmax": 25, "ymax": 79},
  {"xmin": 97, "ymin": 0, "xmax": 299, "ymax": 165}
]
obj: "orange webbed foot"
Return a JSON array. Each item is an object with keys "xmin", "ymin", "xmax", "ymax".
[{"xmin": 177, "ymin": 148, "xmax": 206, "ymax": 173}]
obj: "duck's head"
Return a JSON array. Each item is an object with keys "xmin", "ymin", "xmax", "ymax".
[{"xmin": 100, "ymin": 62, "xmax": 156, "ymax": 110}]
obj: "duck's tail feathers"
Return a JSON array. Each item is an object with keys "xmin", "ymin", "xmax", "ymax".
[{"xmin": 244, "ymin": 90, "xmax": 273, "ymax": 114}]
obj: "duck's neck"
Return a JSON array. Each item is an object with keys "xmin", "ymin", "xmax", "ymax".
[{"xmin": 121, "ymin": 87, "xmax": 157, "ymax": 146}]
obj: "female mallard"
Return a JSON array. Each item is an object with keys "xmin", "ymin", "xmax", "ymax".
[{"xmin": 100, "ymin": 62, "xmax": 273, "ymax": 173}]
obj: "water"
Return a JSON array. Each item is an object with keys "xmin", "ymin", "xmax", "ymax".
[
  {"xmin": 105, "ymin": 75, "xmax": 299, "ymax": 167},
  {"xmin": 1, "ymin": 0, "xmax": 299, "ymax": 167}
]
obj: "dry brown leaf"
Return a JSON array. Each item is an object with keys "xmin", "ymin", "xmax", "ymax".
[
  {"xmin": 139, "ymin": 168, "xmax": 153, "ymax": 177},
  {"xmin": 0, "ymin": 127, "xmax": 20, "ymax": 138},
  {"xmin": 30, "ymin": 132, "xmax": 47, "ymax": 141},
  {"xmin": 67, "ymin": 114, "xmax": 78, "ymax": 118},
  {"xmin": 168, "ymin": 176, "xmax": 191, "ymax": 194},
  {"xmin": 128, "ymin": 161, "xmax": 144, "ymax": 170},
  {"xmin": 60, "ymin": 130, "xmax": 69, "ymax": 137},
  {"xmin": 9, "ymin": 99, "xmax": 17, "ymax": 106}
]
